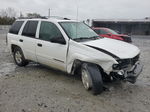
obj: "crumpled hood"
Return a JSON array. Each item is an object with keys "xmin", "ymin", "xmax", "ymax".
[{"xmin": 82, "ymin": 38, "xmax": 140, "ymax": 59}]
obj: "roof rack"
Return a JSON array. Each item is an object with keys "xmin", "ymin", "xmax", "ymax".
[
  {"xmin": 18, "ymin": 16, "xmax": 71, "ymax": 20},
  {"xmin": 48, "ymin": 16, "xmax": 70, "ymax": 20},
  {"xmin": 18, "ymin": 16, "xmax": 48, "ymax": 19}
]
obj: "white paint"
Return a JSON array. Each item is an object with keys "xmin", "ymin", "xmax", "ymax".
[
  {"xmin": 7, "ymin": 18, "xmax": 141, "ymax": 75},
  {"xmin": 83, "ymin": 38, "xmax": 140, "ymax": 59}
]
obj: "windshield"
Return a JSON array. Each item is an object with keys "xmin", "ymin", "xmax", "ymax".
[{"xmin": 59, "ymin": 22, "xmax": 100, "ymax": 40}]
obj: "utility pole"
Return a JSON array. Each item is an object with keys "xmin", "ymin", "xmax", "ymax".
[
  {"xmin": 19, "ymin": 12, "xmax": 23, "ymax": 18},
  {"xmin": 48, "ymin": 8, "xmax": 50, "ymax": 18}
]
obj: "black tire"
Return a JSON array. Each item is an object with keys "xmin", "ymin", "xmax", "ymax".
[
  {"xmin": 81, "ymin": 63, "xmax": 103, "ymax": 95},
  {"xmin": 13, "ymin": 47, "xmax": 29, "ymax": 66}
]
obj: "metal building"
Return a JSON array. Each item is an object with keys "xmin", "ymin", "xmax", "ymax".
[{"xmin": 92, "ymin": 19, "xmax": 150, "ymax": 35}]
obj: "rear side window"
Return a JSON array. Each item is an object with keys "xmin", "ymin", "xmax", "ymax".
[
  {"xmin": 22, "ymin": 21, "xmax": 38, "ymax": 38},
  {"xmin": 9, "ymin": 21, "xmax": 24, "ymax": 34}
]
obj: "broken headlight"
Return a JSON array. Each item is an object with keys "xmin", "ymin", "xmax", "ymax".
[{"xmin": 113, "ymin": 54, "xmax": 140, "ymax": 70}]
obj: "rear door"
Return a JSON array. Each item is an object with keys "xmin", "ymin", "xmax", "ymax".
[
  {"xmin": 8, "ymin": 21, "xmax": 24, "ymax": 51},
  {"xmin": 20, "ymin": 20, "xmax": 39, "ymax": 62},
  {"xmin": 36, "ymin": 21, "xmax": 68, "ymax": 71}
]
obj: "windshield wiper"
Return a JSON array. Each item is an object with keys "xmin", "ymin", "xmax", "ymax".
[
  {"xmin": 89, "ymin": 36, "xmax": 101, "ymax": 39},
  {"xmin": 73, "ymin": 36, "xmax": 100, "ymax": 41},
  {"xmin": 73, "ymin": 37, "xmax": 91, "ymax": 41}
]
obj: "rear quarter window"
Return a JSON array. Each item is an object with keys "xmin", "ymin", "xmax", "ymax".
[{"xmin": 9, "ymin": 21, "xmax": 24, "ymax": 34}]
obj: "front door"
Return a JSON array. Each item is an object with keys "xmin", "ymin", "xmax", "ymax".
[{"xmin": 36, "ymin": 21, "xmax": 68, "ymax": 71}]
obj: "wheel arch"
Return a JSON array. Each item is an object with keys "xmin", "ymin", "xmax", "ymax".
[
  {"xmin": 11, "ymin": 44, "xmax": 26, "ymax": 59},
  {"xmin": 70, "ymin": 59, "xmax": 105, "ymax": 76},
  {"xmin": 11, "ymin": 44, "xmax": 20, "ymax": 53}
]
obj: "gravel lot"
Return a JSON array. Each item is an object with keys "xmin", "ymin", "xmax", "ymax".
[{"xmin": 0, "ymin": 31, "xmax": 150, "ymax": 112}]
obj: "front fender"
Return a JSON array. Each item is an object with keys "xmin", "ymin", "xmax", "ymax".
[
  {"xmin": 67, "ymin": 53, "xmax": 117, "ymax": 74},
  {"xmin": 66, "ymin": 40, "xmax": 118, "ymax": 74}
]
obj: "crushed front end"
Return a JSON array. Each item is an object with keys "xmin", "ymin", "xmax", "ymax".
[{"xmin": 111, "ymin": 54, "xmax": 143, "ymax": 83}]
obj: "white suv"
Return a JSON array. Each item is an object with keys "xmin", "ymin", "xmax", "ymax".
[{"xmin": 7, "ymin": 18, "xmax": 143, "ymax": 95}]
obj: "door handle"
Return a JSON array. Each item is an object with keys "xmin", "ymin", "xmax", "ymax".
[
  {"xmin": 37, "ymin": 43, "xmax": 42, "ymax": 47},
  {"xmin": 19, "ymin": 39, "xmax": 23, "ymax": 42}
]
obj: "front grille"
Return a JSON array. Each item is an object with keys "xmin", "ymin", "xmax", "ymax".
[
  {"xmin": 114, "ymin": 54, "xmax": 140, "ymax": 70},
  {"xmin": 131, "ymin": 54, "xmax": 139, "ymax": 65}
]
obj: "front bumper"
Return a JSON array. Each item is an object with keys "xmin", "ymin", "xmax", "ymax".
[{"xmin": 125, "ymin": 61, "xmax": 143, "ymax": 83}]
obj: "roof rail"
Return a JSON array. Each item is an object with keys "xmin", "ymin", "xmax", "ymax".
[
  {"xmin": 18, "ymin": 16, "xmax": 48, "ymax": 19},
  {"xmin": 63, "ymin": 18, "xmax": 70, "ymax": 20},
  {"xmin": 18, "ymin": 16, "xmax": 71, "ymax": 20},
  {"xmin": 49, "ymin": 16, "xmax": 70, "ymax": 20}
]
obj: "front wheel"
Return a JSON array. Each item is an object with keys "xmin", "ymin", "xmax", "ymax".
[{"xmin": 81, "ymin": 63, "xmax": 103, "ymax": 95}]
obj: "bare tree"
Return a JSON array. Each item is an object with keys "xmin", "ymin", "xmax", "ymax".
[
  {"xmin": 0, "ymin": 9, "xmax": 8, "ymax": 17},
  {"xmin": 0, "ymin": 7, "xmax": 16, "ymax": 18},
  {"xmin": 6, "ymin": 7, "xmax": 16, "ymax": 17},
  {"xmin": 27, "ymin": 13, "xmax": 41, "ymax": 18},
  {"xmin": 0, "ymin": 7, "xmax": 16, "ymax": 25}
]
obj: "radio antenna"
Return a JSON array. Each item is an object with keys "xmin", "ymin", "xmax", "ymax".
[
  {"xmin": 76, "ymin": 0, "xmax": 79, "ymax": 21},
  {"xmin": 76, "ymin": 0, "xmax": 79, "ymax": 39},
  {"xmin": 48, "ymin": 8, "xmax": 50, "ymax": 18}
]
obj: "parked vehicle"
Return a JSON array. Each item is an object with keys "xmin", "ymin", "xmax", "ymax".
[
  {"xmin": 7, "ymin": 19, "xmax": 142, "ymax": 95},
  {"xmin": 92, "ymin": 27, "xmax": 132, "ymax": 43}
]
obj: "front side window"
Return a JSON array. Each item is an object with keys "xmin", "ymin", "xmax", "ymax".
[
  {"xmin": 22, "ymin": 21, "xmax": 38, "ymax": 38},
  {"xmin": 39, "ymin": 21, "xmax": 63, "ymax": 41},
  {"xmin": 59, "ymin": 22, "xmax": 99, "ymax": 40},
  {"xmin": 9, "ymin": 21, "xmax": 24, "ymax": 34}
]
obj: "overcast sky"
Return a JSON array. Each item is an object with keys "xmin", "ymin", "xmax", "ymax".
[{"xmin": 1, "ymin": 0, "xmax": 150, "ymax": 20}]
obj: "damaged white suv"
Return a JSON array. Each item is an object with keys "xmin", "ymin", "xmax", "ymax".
[{"xmin": 7, "ymin": 18, "xmax": 143, "ymax": 95}]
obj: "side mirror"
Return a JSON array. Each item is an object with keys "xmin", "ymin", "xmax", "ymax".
[{"xmin": 50, "ymin": 37, "xmax": 66, "ymax": 45}]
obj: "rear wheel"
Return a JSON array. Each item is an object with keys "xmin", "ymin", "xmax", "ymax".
[
  {"xmin": 13, "ymin": 47, "xmax": 29, "ymax": 66},
  {"xmin": 81, "ymin": 63, "xmax": 104, "ymax": 95}
]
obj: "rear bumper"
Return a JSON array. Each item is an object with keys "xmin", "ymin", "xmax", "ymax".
[{"xmin": 125, "ymin": 61, "xmax": 143, "ymax": 83}]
